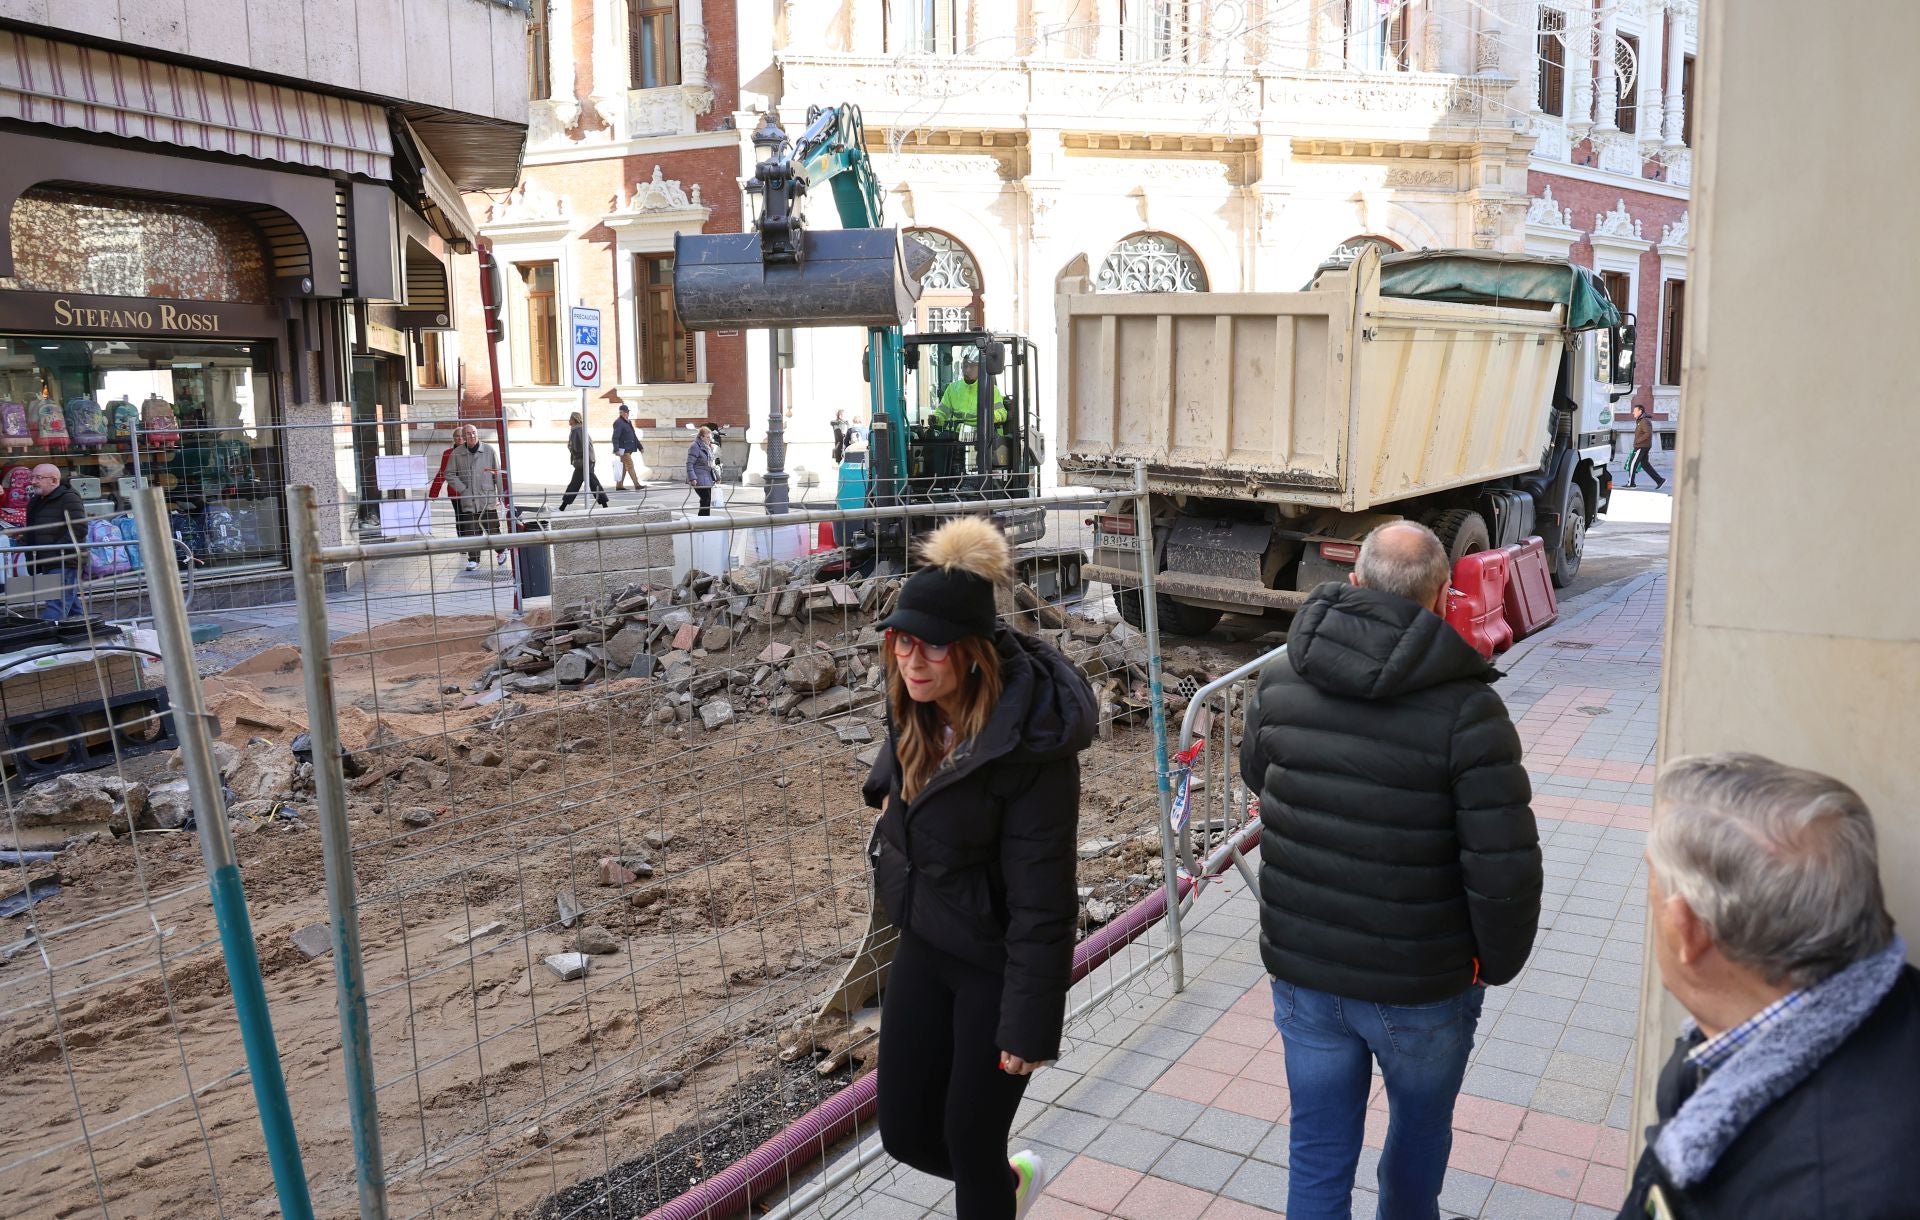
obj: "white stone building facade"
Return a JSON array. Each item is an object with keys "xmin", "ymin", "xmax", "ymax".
[{"xmin": 733, "ymin": 0, "xmax": 1695, "ymax": 487}]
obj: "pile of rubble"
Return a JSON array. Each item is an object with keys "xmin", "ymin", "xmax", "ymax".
[{"xmin": 463, "ymin": 555, "xmax": 1165, "ymax": 736}]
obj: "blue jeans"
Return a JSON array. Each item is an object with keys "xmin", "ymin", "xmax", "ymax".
[
  {"xmin": 39, "ymin": 566, "xmax": 82, "ymax": 621},
  {"xmin": 1273, "ymin": 979, "xmax": 1484, "ymax": 1220}
]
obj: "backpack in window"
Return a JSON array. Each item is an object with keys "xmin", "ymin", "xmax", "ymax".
[
  {"xmin": 169, "ymin": 508, "xmax": 205, "ymax": 558},
  {"xmin": 141, "ymin": 395, "xmax": 181, "ymax": 447},
  {"xmin": 0, "ymin": 400, "xmax": 30, "ymax": 452},
  {"xmin": 0, "ymin": 466, "xmax": 33, "ymax": 528},
  {"xmin": 29, "ymin": 396, "xmax": 69, "ymax": 451},
  {"xmin": 113, "ymin": 514, "xmax": 142, "ymax": 571},
  {"xmin": 86, "ymin": 516, "xmax": 129, "ymax": 576},
  {"xmin": 106, "ymin": 399, "xmax": 141, "ymax": 447},
  {"xmin": 64, "ymin": 396, "xmax": 108, "ymax": 449}
]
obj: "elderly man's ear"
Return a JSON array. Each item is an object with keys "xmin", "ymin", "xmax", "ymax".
[{"xmin": 1661, "ymin": 890, "xmax": 1715, "ymax": 967}]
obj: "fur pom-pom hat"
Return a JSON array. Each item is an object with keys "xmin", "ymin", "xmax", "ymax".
[{"xmin": 877, "ymin": 516, "xmax": 1012, "ymax": 644}]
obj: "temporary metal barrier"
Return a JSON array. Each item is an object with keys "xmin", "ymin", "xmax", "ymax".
[
  {"xmin": 282, "ymin": 467, "xmax": 1186, "ymax": 1220},
  {"xmin": 0, "ymin": 488, "xmax": 312, "ymax": 1220}
]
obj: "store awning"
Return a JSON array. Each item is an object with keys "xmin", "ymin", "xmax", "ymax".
[{"xmin": 0, "ymin": 32, "xmax": 392, "ymax": 180}]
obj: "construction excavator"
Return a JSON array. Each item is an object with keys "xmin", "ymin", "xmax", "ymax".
[
  {"xmin": 671, "ymin": 105, "xmax": 1086, "ymax": 1051},
  {"xmin": 673, "ymin": 103, "xmax": 1085, "ymax": 598}
]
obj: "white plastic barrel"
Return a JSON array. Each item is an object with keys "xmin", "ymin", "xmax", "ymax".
[{"xmin": 671, "ymin": 515, "xmax": 736, "ymax": 584}]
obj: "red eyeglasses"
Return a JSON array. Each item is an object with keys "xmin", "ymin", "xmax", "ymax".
[{"xmin": 886, "ymin": 630, "xmax": 951, "ymax": 663}]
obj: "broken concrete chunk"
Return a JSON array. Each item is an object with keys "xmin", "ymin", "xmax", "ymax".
[
  {"xmin": 643, "ymin": 829, "xmax": 676, "ymax": 850},
  {"xmin": 1085, "ymin": 899, "xmax": 1117, "ymax": 924},
  {"xmin": 554, "ymin": 653, "xmax": 590, "ymax": 686},
  {"xmin": 402, "ymin": 808, "xmax": 436, "ymax": 828},
  {"xmin": 665, "ymin": 661, "xmax": 699, "ymax": 692},
  {"xmin": 835, "ymin": 722, "xmax": 874, "ymax": 745},
  {"xmin": 628, "ymin": 653, "xmax": 660, "ymax": 679},
  {"xmin": 475, "ymin": 747, "xmax": 504, "ymax": 767},
  {"xmin": 701, "ymin": 624, "xmax": 734, "ymax": 652},
  {"xmin": 446, "ymin": 920, "xmax": 505, "ymax": 948},
  {"xmin": 757, "ymin": 641, "xmax": 794, "ymax": 664},
  {"xmin": 671, "ymin": 624, "xmax": 701, "ymax": 652},
  {"xmin": 796, "ymin": 687, "xmax": 856, "ymax": 719},
  {"xmin": 698, "ymin": 699, "xmax": 736, "ymax": 730},
  {"xmin": 575, "ymin": 925, "xmax": 620, "ymax": 955},
  {"xmin": 291, "ymin": 923, "xmax": 332, "ymax": 959},
  {"xmin": 1078, "ymin": 837, "xmax": 1118, "ymax": 860},
  {"xmin": 784, "ymin": 653, "xmax": 839, "ymax": 693},
  {"xmin": 604, "ymin": 622, "xmax": 651, "ymax": 670},
  {"xmin": 143, "ymin": 781, "xmax": 194, "ymax": 832},
  {"xmin": 556, "ymin": 890, "xmax": 580, "ymax": 928},
  {"xmin": 544, "ymin": 953, "xmax": 589, "ymax": 981},
  {"xmin": 855, "ymin": 746, "xmax": 881, "ymax": 768}
]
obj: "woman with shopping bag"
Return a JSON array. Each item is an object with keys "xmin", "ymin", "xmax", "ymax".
[{"xmin": 684, "ymin": 425, "xmax": 721, "ymax": 516}]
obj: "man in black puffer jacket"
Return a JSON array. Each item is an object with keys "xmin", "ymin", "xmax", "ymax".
[{"xmin": 1240, "ymin": 520, "xmax": 1539, "ymax": 1220}]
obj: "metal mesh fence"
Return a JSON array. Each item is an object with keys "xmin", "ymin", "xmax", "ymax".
[
  {"xmin": 278, "ymin": 467, "xmax": 1191, "ymax": 1219},
  {"xmin": 0, "ymin": 490, "xmax": 310, "ymax": 1220}
]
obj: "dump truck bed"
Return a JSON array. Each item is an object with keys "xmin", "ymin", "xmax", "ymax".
[{"xmin": 1057, "ymin": 248, "xmax": 1568, "ymax": 511}]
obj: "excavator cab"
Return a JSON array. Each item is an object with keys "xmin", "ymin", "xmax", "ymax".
[{"xmin": 898, "ymin": 331, "xmax": 1040, "ymax": 500}]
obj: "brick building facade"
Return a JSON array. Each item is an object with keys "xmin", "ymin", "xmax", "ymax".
[{"xmin": 443, "ymin": 0, "xmax": 749, "ymax": 488}]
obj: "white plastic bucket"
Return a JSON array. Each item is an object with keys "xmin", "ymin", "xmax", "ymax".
[
  {"xmin": 671, "ymin": 514, "xmax": 735, "ymax": 583},
  {"xmin": 748, "ymin": 523, "xmax": 810, "ymax": 564}
]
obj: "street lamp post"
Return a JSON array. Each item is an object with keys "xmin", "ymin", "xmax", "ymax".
[{"xmin": 751, "ymin": 114, "xmax": 792, "ymax": 515}]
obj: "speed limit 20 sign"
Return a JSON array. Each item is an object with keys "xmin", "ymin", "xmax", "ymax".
[{"xmin": 569, "ymin": 306, "xmax": 602, "ymax": 388}]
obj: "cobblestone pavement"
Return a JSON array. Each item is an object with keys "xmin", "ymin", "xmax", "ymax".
[{"xmin": 813, "ymin": 571, "xmax": 1668, "ymax": 1220}]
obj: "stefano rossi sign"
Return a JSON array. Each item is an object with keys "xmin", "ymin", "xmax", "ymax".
[
  {"xmin": 0, "ymin": 290, "xmax": 281, "ymax": 338},
  {"xmin": 54, "ymin": 298, "xmax": 224, "ymax": 333}
]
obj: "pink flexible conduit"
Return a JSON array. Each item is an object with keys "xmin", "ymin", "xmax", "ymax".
[{"xmin": 639, "ymin": 816, "xmax": 1263, "ymax": 1220}]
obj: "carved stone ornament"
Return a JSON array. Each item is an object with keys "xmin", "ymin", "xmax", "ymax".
[
  {"xmin": 1385, "ymin": 167, "xmax": 1455, "ymax": 189},
  {"xmin": 1525, "ymin": 186, "xmax": 1575, "ymax": 230},
  {"xmin": 488, "ymin": 181, "xmax": 569, "ymax": 224},
  {"xmin": 1660, "ymin": 211, "xmax": 1690, "ymax": 249},
  {"xmin": 619, "ymin": 166, "xmax": 703, "ymax": 214},
  {"xmin": 1026, "ymin": 188, "xmax": 1061, "ymax": 240},
  {"xmin": 1593, "ymin": 198, "xmax": 1645, "ymax": 240},
  {"xmin": 905, "ymin": 230, "xmax": 979, "ymax": 292}
]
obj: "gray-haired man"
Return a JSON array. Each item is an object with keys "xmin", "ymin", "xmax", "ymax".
[
  {"xmin": 1622, "ymin": 753, "xmax": 1918, "ymax": 1219},
  {"xmin": 1241, "ymin": 520, "xmax": 1539, "ymax": 1219}
]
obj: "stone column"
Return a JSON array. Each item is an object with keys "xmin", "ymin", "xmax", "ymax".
[
  {"xmin": 1568, "ymin": 3, "xmax": 1593, "ymax": 135},
  {"xmin": 1639, "ymin": 1, "xmax": 1665, "ymax": 142},
  {"xmin": 549, "ymin": 0, "xmax": 579, "ymax": 122},
  {"xmin": 1593, "ymin": 1, "xmax": 1619, "ymax": 132},
  {"xmin": 681, "ymin": 0, "xmax": 708, "ymax": 89},
  {"xmin": 1662, "ymin": 7, "xmax": 1687, "ymax": 146}
]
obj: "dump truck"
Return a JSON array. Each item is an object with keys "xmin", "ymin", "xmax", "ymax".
[{"xmin": 1060, "ymin": 246, "xmax": 1634, "ymax": 634}]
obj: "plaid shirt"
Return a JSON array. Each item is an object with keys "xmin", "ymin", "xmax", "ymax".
[{"xmin": 1687, "ymin": 990, "xmax": 1808, "ymax": 1076}]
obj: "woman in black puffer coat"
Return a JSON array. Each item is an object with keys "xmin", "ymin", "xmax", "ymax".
[{"xmin": 865, "ymin": 515, "xmax": 1095, "ymax": 1220}]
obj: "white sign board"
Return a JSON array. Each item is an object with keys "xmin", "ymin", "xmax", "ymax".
[
  {"xmin": 375, "ymin": 453, "xmax": 430, "ymax": 491},
  {"xmin": 569, "ymin": 306, "xmax": 602, "ymax": 388},
  {"xmin": 378, "ymin": 500, "xmax": 432, "ymax": 537}
]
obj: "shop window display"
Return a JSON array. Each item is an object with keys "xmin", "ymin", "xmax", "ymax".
[{"xmin": 0, "ymin": 336, "xmax": 283, "ymax": 592}]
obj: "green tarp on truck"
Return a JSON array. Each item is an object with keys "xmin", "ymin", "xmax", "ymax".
[{"xmin": 1366, "ymin": 250, "xmax": 1623, "ymax": 331}]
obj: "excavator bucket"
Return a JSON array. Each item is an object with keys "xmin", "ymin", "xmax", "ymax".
[{"xmin": 673, "ymin": 229, "xmax": 933, "ymax": 330}]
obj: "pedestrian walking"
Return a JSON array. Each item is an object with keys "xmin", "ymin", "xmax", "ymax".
[
  {"xmin": 831, "ymin": 408, "xmax": 849, "ymax": 463},
  {"xmin": 21, "ymin": 464, "xmax": 86, "ymax": 620},
  {"xmin": 1620, "ymin": 753, "xmax": 1918, "ymax": 1220},
  {"xmin": 1627, "ymin": 403, "xmax": 1666, "ymax": 489},
  {"xmin": 558, "ymin": 410, "xmax": 609, "ymax": 510},
  {"xmin": 444, "ymin": 424, "xmax": 506, "ymax": 571},
  {"xmin": 611, "ymin": 404, "xmax": 645, "ymax": 490},
  {"xmin": 684, "ymin": 425, "xmax": 720, "ymax": 516},
  {"xmin": 867, "ymin": 516, "xmax": 1095, "ymax": 1220},
  {"xmin": 1240, "ymin": 520, "xmax": 1540, "ymax": 1220}
]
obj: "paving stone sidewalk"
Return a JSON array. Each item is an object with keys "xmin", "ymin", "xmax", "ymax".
[{"xmin": 817, "ymin": 572, "xmax": 1668, "ymax": 1220}]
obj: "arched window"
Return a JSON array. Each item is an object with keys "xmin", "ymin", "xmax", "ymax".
[
  {"xmin": 906, "ymin": 229, "xmax": 984, "ymax": 331},
  {"xmin": 1094, "ymin": 232, "xmax": 1209, "ymax": 293},
  {"xmin": 1326, "ymin": 234, "xmax": 1402, "ymax": 265}
]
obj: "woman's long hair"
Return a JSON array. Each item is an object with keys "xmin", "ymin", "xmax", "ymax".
[{"xmin": 886, "ymin": 634, "xmax": 1004, "ymax": 802}]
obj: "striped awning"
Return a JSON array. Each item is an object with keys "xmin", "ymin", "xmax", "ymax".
[{"xmin": 0, "ymin": 31, "xmax": 392, "ymax": 180}]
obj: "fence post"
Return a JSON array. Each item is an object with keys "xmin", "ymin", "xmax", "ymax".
[
  {"xmin": 131, "ymin": 487, "xmax": 316, "ymax": 1220},
  {"xmin": 287, "ymin": 484, "xmax": 389, "ymax": 1220},
  {"xmin": 1130, "ymin": 461, "xmax": 1186, "ymax": 993}
]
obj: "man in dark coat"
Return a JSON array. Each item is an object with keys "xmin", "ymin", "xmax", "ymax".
[
  {"xmin": 22, "ymin": 464, "xmax": 88, "ymax": 620},
  {"xmin": 1620, "ymin": 753, "xmax": 1918, "ymax": 1220},
  {"xmin": 1628, "ymin": 403, "xmax": 1666, "ymax": 488},
  {"xmin": 1240, "ymin": 520, "xmax": 1539, "ymax": 1220},
  {"xmin": 610, "ymin": 404, "xmax": 644, "ymax": 490}
]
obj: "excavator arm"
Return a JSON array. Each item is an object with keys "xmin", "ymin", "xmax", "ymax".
[{"xmin": 672, "ymin": 103, "xmax": 922, "ymax": 503}]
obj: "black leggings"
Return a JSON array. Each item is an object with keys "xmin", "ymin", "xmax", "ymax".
[
  {"xmin": 694, "ymin": 485, "xmax": 712, "ymax": 516},
  {"xmin": 878, "ymin": 929, "xmax": 1029, "ymax": 1219}
]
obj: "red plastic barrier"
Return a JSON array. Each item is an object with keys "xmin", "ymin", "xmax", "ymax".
[
  {"xmin": 1502, "ymin": 536, "xmax": 1559, "ymax": 640},
  {"xmin": 1446, "ymin": 549, "xmax": 1514, "ymax": 658}
]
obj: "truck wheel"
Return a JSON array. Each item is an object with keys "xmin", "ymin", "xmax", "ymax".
[
  {"xmin": 1114, "ymin": 588, "xmax": 1224, "ymax": 638},
  {"xmin": 1429, "ymin": 509, "xmax": 1491, "ymax": 563},
  {"xmin": 1550, "ymin": 487, "xmax": 1586, "ymax": 587}
]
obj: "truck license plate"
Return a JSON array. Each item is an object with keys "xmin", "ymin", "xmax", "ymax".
[{"xmin": 1098, "ymin": 533, "xmax": 1141, "ymax": 552}]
